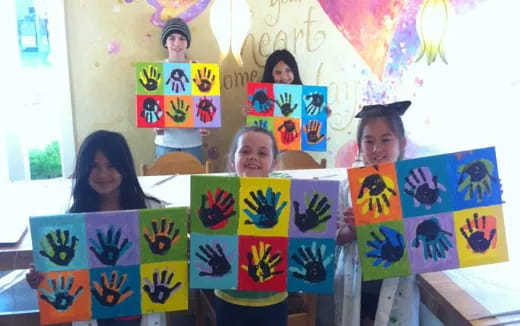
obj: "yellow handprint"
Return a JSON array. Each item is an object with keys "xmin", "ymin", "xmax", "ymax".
[{"xmin": 241, "ymin": 241, "xmax": 283, "ymax": 283}]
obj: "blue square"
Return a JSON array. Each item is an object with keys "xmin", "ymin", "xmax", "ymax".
[
  {"xmin": 287, "ymin": 238, "xmax": 335, "ymax": 293},
  {"xmin": 301, "ymin": 117, "xmax": 327, "ymax": 152},
  {"xmin": 445, "ymin": 147, "xmax": 502, "ymax": 210},
  {"xmin": 273, "ymin": 84, "xmax": 302, "ymax": 118},
  {"xmin": 90, "ymin": 265, "xmax": 141, "ymax": 319},
  {"xmin": 163, "ymin": 63, "xmax": 191, "ymax": 95},
  {"xmin": 395, "ymin": 155, "xmax": 453, "ymax": 218},
  {"xmin": 302, "ymin": 86, "xmax": 327, "ymax": 119},
  {"xmin": 189, "ymin": 234, "xmax": 238, "ymax": 290}
]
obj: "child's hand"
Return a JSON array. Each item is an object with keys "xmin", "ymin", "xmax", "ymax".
[
  {"xmin": 199, "ymin": 128, "xmax": 210, "ymax": 136},
  {"xmin": 325, "ymin": 105, "xmax": 332, "ymax": 117},
  {"xmin": 242, "ymin": 105, "xmax": 253, "ymax": 116},
  {"xmin": 154, "ymin": 128, "xmax": 165, "ymax": 135},
  {"xmin": 337, "ymin": 208, "xmax": 356, "ymax": 244},
  {"xmin": 26, "ymin": 265, "xmax": 44, "ymax": 289}
]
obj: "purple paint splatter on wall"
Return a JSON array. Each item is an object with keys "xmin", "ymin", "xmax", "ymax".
[
  {"xmin": 107, "ymin": 40, "xmax": 120, "ymax": 55},
  {"xmin": 147, "ymin": 0, "xmax": 211, "ymax": 27}
]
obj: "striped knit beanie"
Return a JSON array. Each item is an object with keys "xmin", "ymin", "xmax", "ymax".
[{"xmin": 161, "ymin": 18, "xmax": 191, "ymax": 48}]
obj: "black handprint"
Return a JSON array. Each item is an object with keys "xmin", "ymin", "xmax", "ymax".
[
  {"xmin": 276, "ymin": 92, "xmax": 297, "ymax": 116},
  {"xmin": 404, "ymin": 167, "xmax": 446, "ymax": 209},
  {"xmin": 143, "ymin": 268, "xmax": 181, "ymax": 304},
  {"xmin": 293, "ymin": 193, "xmax": 332, "ymax": 232},
  {"xmin": 303, "ymin": 120, "xmax": 325, "ymax": 144},
  {"xmin": 89, "ymin": 226, "xmax": 131, "ymax": 266},
  {"xmin": 39, "ymin": 274, "xmax": 84, "ymax": 311},
  {"xmin": 143, "ymin": 217, "xmax": 180, "ymax": 255},
  {"xmin": 198, "ymin": 188, "xmax": 236, "ymax": 230},
  {"xmin": 166, "ymin": 98, "xmax": 190, "ymax": 123},
  {"xmin": 366, "ymin": 225, "xmax": 405, "ymax": 268},
  {"xmin": 305, "ymin": 92, "xmax": 325, "ymax": 115},
  {"xmin": 277, "ymin": 120, "xmax": 299, "ymax": 144},
  {"xmin": 196, "ymin": 97, "xmax": 217, "ymax": 123},
  {"xmin": 459, "ymin": 213, "xmax": 496, "ymax": 253},
  {"xmin": 196, "ymin": 243, "xmax": 231, "ymax": 277},
  {"xmin": 139, "ymin": 65, "xmax": 161, "ymax": 91},
  {"xmin": 166, "ymin": 68, "xmax": 189, "ymax": 93},
  {"xmin": 193, "ymin": 67, "xmax": 216, "ymax": 92},
  {"xmin": 243, "ymin": 187, "xmax": 287, "ymax": 228},
  {"xmin": 141, "ymin": 98, "xmax": 163, "ymax": 124},
  {"xmin": 290, "ymin": 244, "xmax": 333, "ymax": 283},
  {"xmin": 241, "ymin": 242, "xmax": 283, "ymax": 283},
  {"xmin": 39, "ymin": 229, "xmax": 78, "ymax": 266},
  {"xmin": 91, "ymin": 271, "xmax": 133, "ymax": 306}
]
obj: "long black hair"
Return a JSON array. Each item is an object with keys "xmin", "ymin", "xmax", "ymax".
[
  {"xmin": 261, "ymin": 49, "xmax": 303, "ymax": 85},
  {"xmin": 69, "ymin": 130, "xmax": 158, "ymax": 213}
]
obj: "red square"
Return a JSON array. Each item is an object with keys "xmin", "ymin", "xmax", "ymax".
[
  {"xmin": 247, "ymin": 83, "xmax": 275, "ymax": 117},
  {"xmin": 136, "ymin": 95, "xmax": 165, "ymax": 128},
  {"xmin": 238, "ymin": 236, "xmax": 288, "ymax": 291}
]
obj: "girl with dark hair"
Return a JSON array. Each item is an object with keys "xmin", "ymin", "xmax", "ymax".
[
  {"xmin": 334, "ymin": 101, "xmax": 420, "ymax": 326},
  {"xmin": 26, "ymin": 130, "xmax": 162, "ymax": 326}
]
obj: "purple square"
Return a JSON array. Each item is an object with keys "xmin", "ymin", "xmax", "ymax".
[
  {"xmin": 85, "ymin": 210, "xmax": 140, "ymax": 267},
  {"xmin": 404, "ymin": 213, "xmax": 459, "ymax": 274}
]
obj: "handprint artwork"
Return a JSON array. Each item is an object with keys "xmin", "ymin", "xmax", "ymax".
[
  {"xmin": 166, "ymin": 68, "xmax": 189, "ymax": 93},
  {"xmin": 192, "ymin": 66, "xmax": 216, "ymax": 93},
  {"xmin": 289, "ymin": 242, "xmax": 333, "ymax": 283},
  {"xmin": 241, "ymin": 241, "xmax": 284, "ymax": 283},
  {"xmin": 91, "ymin": 271, "xmax": 133, "ymax": 307},
  {"xmin": 403, "ymin": 167, "xmax": 446, "ymax": 209},
  {"xmin": 89, "ymin": 226, "xmax": 131, "ymax": 266},
  {"xmin": 39, "ymin": 229, "xmax": 78, "ymax": 267},
  {"xmin": 143, "ymin": 268, "xmax": 182, "ymax": 304},
  {"xmin": 143, "ymin": 217, "xmax": 180, "ymax": 255},
  {"xmin": 243, "ymin": 187, "xmax": 288, "ymax": 229},
  {"xmin": 303, "ymin": 120, "xmax": 325, "ymax": 145},
  {"xmin": 356, "ymin": 170, "xmax": 398, "ymax": 218},
  {"xmin": 459, "ymin": 213, "xmax": 496, "ymax": 253},
  {"xmin": 304, "ymin": 92, "xmax": 325, "ymax": 116},
  {"xmin": 276, "ymin": 92, "xmax": 298, "ymax": 116},
  {"xmin": 293, "ymin": 192, "xmax": 332, "ymax": 232},
  {"xmin": 198, "ymin": 188, "xmax": 236, "ymax": 230},
  {"xmin": 141, "ymin": 97, "xmax": 163, "ymax": 124},
  {"xmin": 196, "ymin": 97, "xmax": 217, "ymax": 123},
  {"xmin": 195, "ymin": 243, "xmax": 232, "ymax": 277},
  {"xmin": 277, "ymin": 119, "xmax": 300, "ymax": 145},
  {"xmin": 138, "ymin": 65, "xmax": 162, "ymax": 92},
  {"xmin": 412, "ymin": 217, "xmax": 453, "ymax": 261},
  {"xmin": 40, "ymin": 274, "xmax": 84, "ymax": 312},
  {"xmin": 457, "ymin": 159, "xmax": 498, "ymax": 202},
  {"xmin": 365, "ymin": 225, "xmax": 406, "ymax": 268},
  {"xmin": 249, "ymin": 88, "xmax": 274, "ymax": 114},
  {"xmin": 166, "ymin": 98, "xmax": 190, "ymax": 124}
]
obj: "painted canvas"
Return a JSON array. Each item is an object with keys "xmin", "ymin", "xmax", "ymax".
[
  {"xmin": 189, "ymin": 175, "xmax": 339, "ymax": 293},
  {"xmin": 136, "ymin": 62, "xmax": 221, "ymax": 128},
  {"xmin": 348, "ymin": 147, "xmax": 508, "ymax": 281},
  {"xmin": 30, "ymin": 207, "xmax": 189, "ymax": 324},
  {"xmin": 246, "ymin": 82, "xmax": 328, "ymax": 152}
]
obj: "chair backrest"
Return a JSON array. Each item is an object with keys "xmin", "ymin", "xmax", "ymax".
[
  {"xmin": 275, "ymin": 151, "xmax": 327, "ymax": 170},
  {"xmin": 140, "ymin": 152, "xmax": 209, "ymax": 176}
]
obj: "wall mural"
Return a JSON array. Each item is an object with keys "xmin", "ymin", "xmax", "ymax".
[{"xmin": 146, "ymin": 0, "xmax": 211, "ymax": 26}]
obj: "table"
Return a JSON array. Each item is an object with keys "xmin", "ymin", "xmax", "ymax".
[{"xmin": 1, "ymin": 169, "xmax": 519, "ymax": 325}]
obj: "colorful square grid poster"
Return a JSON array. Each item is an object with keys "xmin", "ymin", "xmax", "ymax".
[
  {"xmin": 245, "ymin": 82, "xmax": 328, "ymax": 152},
  {"xmin": 30, "ymin": 207, "xmax": 189, "ymax": 325},
  {"xmin": 136, "ymin": 62, "xmax": 221, "ymax": 128},
  {"xmin": 347, "ymin": 147, "xmax": 508, "ymax": 281},
  {"xmin": 190, "ymin": 175, "xmax": 338, "ymax": 293}
]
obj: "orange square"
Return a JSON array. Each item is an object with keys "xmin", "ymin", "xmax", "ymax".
[
  {"xmin": 164, "ymin": 96, "xmax": 194, "ymax": 128},
  {"xmin": 274, "ymin": 117, "xmax": 301, "ymax": 151},
  {"xmin": 38, "ymin": 270, "xmax": 91, "ymax": 325},
  {"xmin": 347, "ymin": 163, "xmax": 403, "ymax": 226}
]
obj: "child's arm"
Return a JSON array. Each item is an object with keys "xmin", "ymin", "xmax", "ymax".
[{"xmin": 337, "ymin": 207, "xmax": 355, "ymax": 244}]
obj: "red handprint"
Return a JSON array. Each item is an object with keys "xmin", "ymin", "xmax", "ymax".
[
  {"xmin": 198, "ymin": 188, "xmax": 236, "ymax": 230},
  {"xmin": 278, "ymin": 120, "xmax": 299, "ymax": 144}
]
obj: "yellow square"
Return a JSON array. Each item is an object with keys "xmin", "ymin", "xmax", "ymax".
[
  {"xmin": 454, "ymin": 205, "xmax": 508, "ymax": 267},
  {"xmin": 191, "ymin": 63, "xmax": 220, "ymax": 96},
  {"xmin": 140, "ymin": 261, "xmax": 188, "ymax": 314},
  {"xmin": 238, "ymin": 177, "xmax": 291, "ymax": 237}
]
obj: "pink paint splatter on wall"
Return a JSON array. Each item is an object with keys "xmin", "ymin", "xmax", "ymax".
[
  {"xmin": 107, "ymin": 40, "xmax": 121, "ymax": 55},
  {"xmin": 147, "ymin": 0, "xmax": 211, "ymax": 27}
]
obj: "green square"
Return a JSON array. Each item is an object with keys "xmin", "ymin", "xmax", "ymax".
[
  {"xmin": 190, "ymin": 175, "xmax": 240, "ymax": 235},
  {"xmin": 139, "ymin": 207, "xmax": 188, "ymax": 263},
  {"xmin": 136, "ymin": 62, "xmax": 164, "ymax": 95},
  {"xmin": 357, "ymin": 220, "xmax": 411, "ymax": 281}
]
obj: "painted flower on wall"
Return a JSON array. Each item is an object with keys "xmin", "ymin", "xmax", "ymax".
[{"xmin": 147, "ymin": 0, "xmax": 211, "ymax": 26}]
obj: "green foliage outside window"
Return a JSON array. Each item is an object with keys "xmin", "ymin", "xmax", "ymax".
[{"xmin": 29, "ymin": 141, "xmax": 62, "ymax": 179}]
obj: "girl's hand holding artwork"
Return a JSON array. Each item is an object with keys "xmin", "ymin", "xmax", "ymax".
[
  {"xmin": 26, "ymin": 264, "xmax": 44, "ymax": 289},
  {"xmin": 199, "ymin": 128, "xmax": 210, "ymax": 136},
  {"xmin": 242, "ymin": 105, "xmax": 254, "ymax": 116},
  {"xmin": 336, "ymin": 207, "xmax": 356, "ymax": 245},
  {"xmin": 154, "ymin": 128, "xmax": 165, "ymax": 135}
]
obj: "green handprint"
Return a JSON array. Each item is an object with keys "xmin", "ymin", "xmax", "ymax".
[
  {"xmin": 40, "ymin": 229, "xmax": 78, "ymax": 266},
  {"xmin": 166, "ymin": 98, "xmax": 190, "ymax": 123}
]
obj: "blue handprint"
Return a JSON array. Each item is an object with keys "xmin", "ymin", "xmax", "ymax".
[
  {"xmin": 253, "ymin": 119, "xmax": 268, "ymax": 130},
  {"xmin": 89, "ymin": 226, "xmax": 132, "ymax": 266},
  {"xmin": 366, "ymin": 225, "xmax": 405, "ymax": 268},
  {"xmin": 39, "ymin": 274, "xmax": 84, "ymax": 312},
  {"xmin": 412, "ymin": 217, "xmax": 453, "ymax": 261},
  {"xmin": 249, "ymin": 88, "xmax": 273, "ymax": 113},
  {"xmin": 243, "ymin": 187, "xmax": 287, "ymax": 228}
]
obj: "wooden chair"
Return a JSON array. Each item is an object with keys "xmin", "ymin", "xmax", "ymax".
[
  {"xmin": 194, "ymin": 290, "xmax": 316, "ymax": 326},
  {"xmin": 140, "ymin": 152, "xmax": 211, "ymax": 176},
  {"xmin": 275, "ymin": 151, "xmax": 327, "ymax": 170}
]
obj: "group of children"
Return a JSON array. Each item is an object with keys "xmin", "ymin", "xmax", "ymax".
[{"xmin": 25, "ymin": 17, "xmax": 420, "ymax": 326}]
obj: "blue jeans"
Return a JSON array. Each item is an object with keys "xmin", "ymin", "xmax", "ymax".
[
  {"xmin": 215, "ymin": 297, "xmax": 288, "ymax": 326},
  {"xmin": 155, "ymin": 144, "xmax": 204, "ymax": 163}
]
